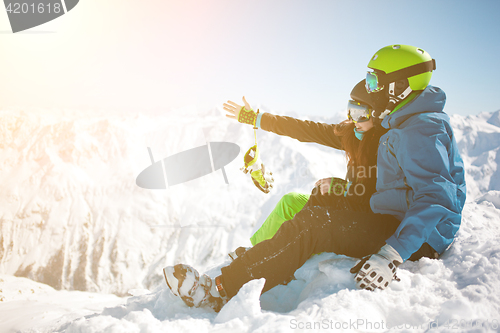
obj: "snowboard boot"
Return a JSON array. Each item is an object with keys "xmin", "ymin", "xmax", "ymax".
[
  {"xmin": 163, "ymin": 264, "xmax": 228, "ymax": 312},
  {"xmin": 228, "ymin": 246, "xmax": 251, "ymax": 261}
]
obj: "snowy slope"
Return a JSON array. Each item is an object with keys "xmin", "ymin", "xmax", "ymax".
[
  {"xmin": 0, "ymin": 110, "xmax": 344, "ymax": 295},
  {"xmin": 0, "ymin": 107, "xmax": 346, "ymax": 296},
  {"xmin": 451, "ymin": 111, "xmax": 500, "ymax": 202},
  {"xmin": 0, "ymin": 108, "xmax": 500, "ymax": 332}
]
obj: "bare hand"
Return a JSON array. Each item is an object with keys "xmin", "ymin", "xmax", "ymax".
[
  {"xmin": 223, "ymin": 96, "xmax": 252, "ymax": 121},
  {"xmin": 314, "ymin": 178, "xmax": 333, "ymax": 195}
]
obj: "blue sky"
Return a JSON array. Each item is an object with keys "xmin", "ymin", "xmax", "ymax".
[{"xmin": 1, "ymin": 0, "xmax": 499, "ymax": 118}]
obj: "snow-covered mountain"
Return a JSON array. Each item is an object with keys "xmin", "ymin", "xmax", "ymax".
[
  {"xmin": 0, "ymin": 107, "xmax": 346, "ymax": 295},
  {"xmin": 1, "ymin": 108, "xmax": 499, "ymax": 332},
  {"xmin": 450, "ymin": 112, "xmax": 500, "ymax": 203}
]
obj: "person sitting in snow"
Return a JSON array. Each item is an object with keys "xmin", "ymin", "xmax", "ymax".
[
  {"xmin": 229, "ymin": 79, "xmax": 388, "ymax": 254},
  {"xmin": 163, "ymin": 44, "xmax": 467, "ymax": 312}
]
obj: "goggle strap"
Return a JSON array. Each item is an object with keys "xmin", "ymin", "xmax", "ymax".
[{"xmin": 378, "ymin": 59, "xmax": 436, "ymax": 85}]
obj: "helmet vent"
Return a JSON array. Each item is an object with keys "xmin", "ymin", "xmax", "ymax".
[
  {"xmin": 372, "ymin": 54, "xmax": 378, "ymax": 61},
  {"xmin": 392, "ymin": 45, "xmax": 401, "ymax": 49},
  {"xmin": 416, "ymin": 48, "xmax": 424, "ymax": 54}
]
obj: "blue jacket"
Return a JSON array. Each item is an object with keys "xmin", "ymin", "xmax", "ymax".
[{"xmin": 371, "ymin": 86, "xmax": 467, "ymax": 261}]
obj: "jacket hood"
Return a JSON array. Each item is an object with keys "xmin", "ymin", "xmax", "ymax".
[{"xmin": 381, "ymin": 86, "xmax": 446, "ymax": 129}]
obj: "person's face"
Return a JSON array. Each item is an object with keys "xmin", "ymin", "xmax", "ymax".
[{"xmin": 355, "ymin": 117, "xmax": 374, "ymax": 132}]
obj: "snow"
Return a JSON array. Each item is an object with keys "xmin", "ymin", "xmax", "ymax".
[{"xmin": 1, "ymin": 108, "xmax": 500, "ymax": 332}]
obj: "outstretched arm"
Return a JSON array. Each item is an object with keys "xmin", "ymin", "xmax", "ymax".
[{"xmin": 223, "ymin": 97, "xmax": 344, "ymax": 150}]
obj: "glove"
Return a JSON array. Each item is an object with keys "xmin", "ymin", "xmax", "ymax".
[
  {"xmin": 350, "ymin": 244, "xmax": 403, "ymax": 290},
  {"xmin": 329, "ymin": 177, "xmax": 347, "ymax": 195},
  {"xmin": 238, "ymin": 107, "xmax": 259, "ymax": 127},
  {"xmin": 242, "ymin": 145, "xmax": 274, "ymax": 193}
]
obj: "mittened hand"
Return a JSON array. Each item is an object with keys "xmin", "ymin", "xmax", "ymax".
[
  {"xmin": 249, "ymin": 164, "xmax": 274, "ymax": 193},
  {"xmin": 350, "ymin": 244, "xmax": 403, "ymax": 290},
  {"xmin": 241, "ymin": 145, "xmax": 274, "ymax": 194}
]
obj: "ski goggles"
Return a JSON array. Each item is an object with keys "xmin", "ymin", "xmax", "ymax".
[
  {"xmin": 347, "ymin": 100, "xmax": 371, "ymax": 123},
  {"xmin": 365, "ymin": 71, "xmax": 383, "ymax": 93}
]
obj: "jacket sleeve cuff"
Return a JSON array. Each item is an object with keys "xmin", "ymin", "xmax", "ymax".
[
  {"xmin": 255, "ymin": 112, "xmax": 264, "ymax": 129},
  {"xmin": 385, "ymin": 236, "xmax": 411, "ymax": 262}
]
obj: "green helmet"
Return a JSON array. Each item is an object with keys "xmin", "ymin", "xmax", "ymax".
[{"xmin": 367, "ymin": 44, "xmax": 436, "ymax": 91}]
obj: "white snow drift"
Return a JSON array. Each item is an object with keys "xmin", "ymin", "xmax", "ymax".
[{"xmin": 0, "ymin": 107, "xmax": 499, "ymax": 332}]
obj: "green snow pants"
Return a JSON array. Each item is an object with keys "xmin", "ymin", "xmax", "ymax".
[{"xmin": 250, "ymin": 192, "xmax": 309, "ymax": 246}]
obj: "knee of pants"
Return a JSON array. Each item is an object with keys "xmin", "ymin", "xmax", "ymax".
[
  {"xmin": 278, "ymin": 192, "xmax": 308, "ymax": 219},
  {"xmin": 278, "ymin": 207, "xmax": 326, "ymax": 239}
]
